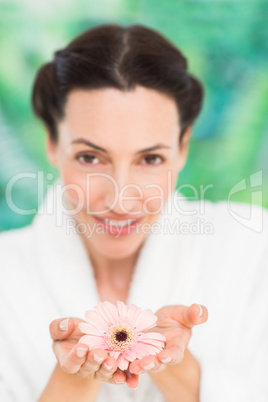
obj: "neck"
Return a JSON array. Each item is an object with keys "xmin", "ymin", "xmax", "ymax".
[
  {"xmin": 90, "ymin": 251, "xmax": 138, "ymax": 284},
  {"xmin": 81, "ymin": 238, "xmax": 143, "ymax": 303}
]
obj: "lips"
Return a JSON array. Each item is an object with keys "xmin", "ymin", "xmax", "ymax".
[
  {"xmin": 94, "ymin": 215, "xmax": 144, "ymax": 236},
  {"xmin": 103, "ymin": 218, "xmax": 137, "ymax": 228}
]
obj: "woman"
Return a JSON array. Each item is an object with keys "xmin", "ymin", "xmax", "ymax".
[{"xmin": 1, "ymin": 23, "xmax": 267, "ymax": 402}]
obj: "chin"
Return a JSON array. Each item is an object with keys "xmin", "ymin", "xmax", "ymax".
[{"xmin": 88, "ymin": 234, "xmax": 146, "ymax": 260}]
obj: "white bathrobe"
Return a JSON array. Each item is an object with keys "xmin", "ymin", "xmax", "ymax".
[{"xmin": 0, "ymin": 179, "xmax": 268, "ymax": 402}]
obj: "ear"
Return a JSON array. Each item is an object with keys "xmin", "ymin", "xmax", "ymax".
[
  {"xmin": 178, "ymin": 127, "xmax": 192, "ymax": 171},
  {"xmin": 45, "ymin": 131, "xmax": 58, "ymax": 167}
]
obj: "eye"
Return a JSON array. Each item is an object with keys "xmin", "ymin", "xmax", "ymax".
[
  {"xmin": 76, "ymin": 153, "xmax": 100, "ymax": 165},
  {"xmin": 141, "ymin": 154, "xmax": 164, "ymax": 165}
]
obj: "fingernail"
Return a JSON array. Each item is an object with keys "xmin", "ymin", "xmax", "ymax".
[
  {"xmin": 143, "ymin": 362, "xmax": 155, "ymax": 370},
  {"xmin": 76, "ymin": 347, "xmax": 87, "ymax": 358},
  {"xmin": 160, "ymin": 357, "xmax": 171, "ymax": 364},
  {"xmin": 94, "ymin": 354, "xmax": 105, "ymax": 364},
  {"xmin": 197, "ymin": 304, "xmax": 203, "ymax": 317},
  {"xmin": 115, "ymin": 378, "xmax": 124, "ymax": 384},
  {"xmin": 104, "ymin": 363, "xmax": 113, "ymax": 370},
  {"xmin": 59, "ymin": 318, "xmax": 69, "ymax": 331}
]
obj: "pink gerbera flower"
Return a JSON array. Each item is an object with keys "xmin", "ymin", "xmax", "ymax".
[{"xmin": 78, "ymin": 301, "xmax": 166, "ymax": 370}]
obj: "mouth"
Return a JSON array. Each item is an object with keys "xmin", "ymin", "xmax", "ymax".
[
  {"xmin": 103, "ymin": 218, "xmax": 137, "ymax": 228},
  {"xmin": 94, "ymin": 216, "xmax": 143, "ymax": 236}
]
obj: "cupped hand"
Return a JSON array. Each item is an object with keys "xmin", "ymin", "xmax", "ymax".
[
  {"xmin": 49, "ymin": 317, "xmax": 139, "ymax": 389},
  {"xmin": 129, "ymin": 304, "xmax": 208, "ymax": 375}
]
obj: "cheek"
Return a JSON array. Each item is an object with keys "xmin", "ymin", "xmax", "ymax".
[
  {"xmin": 61, "ymin": 170, "xmax": 117, "ymax": 214},
  {"xmin": 142, "ymin": 167, "xmax": 178, "ymax": 215},
  {"xmin": 57, "ymin": 162, "xmax": 87, "ymax": 209}
]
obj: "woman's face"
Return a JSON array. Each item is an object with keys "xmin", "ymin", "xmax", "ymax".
[{"xmin": 47, "ymin": 86, "xmax": 191, "ymax": 260}]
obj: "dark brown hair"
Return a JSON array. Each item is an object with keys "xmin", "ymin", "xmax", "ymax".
[{"xmin": 32, "ymin": 23, "xmax": 204, "ymax": 144}]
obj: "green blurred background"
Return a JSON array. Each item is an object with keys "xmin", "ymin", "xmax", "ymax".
[{"xmin": 0, "ymin": 0, "xmax": 268, "ymax": 232}]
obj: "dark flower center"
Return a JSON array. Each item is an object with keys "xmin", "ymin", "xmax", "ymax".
[{"xmin": 115, "ymin": 331, "xmax": 128, "ymax": 342}]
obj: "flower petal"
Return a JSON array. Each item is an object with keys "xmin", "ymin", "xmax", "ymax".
[
  {"xmin": 116, "ymin": 301, "xmax": 128, "ymax": 320},
  {"xmin": 95, "ymin": 302, "xmax": 114, "ymax": 325},
  {"xmin": 109, "ymin": 350, "xmax": 121, "ymax": 359},
  {"xmin": 139, "ymin": 339, "xmax": 165, "ymax": 348},
  {"xmin": 130, "ymin": 343, "xmax": 159, "ymax": 356},
  {"xmin": 140, "ymin": 344, "xmax": 160, "ymax": 354},
  {"xmin": 122, "ymin": 349, "xmax": 137, "ymax": 362},
  {"xmin": 79, "ymin": 322, "xmax": 104, "ymax": 336},
  {"xmin": 101, "ymin": 301, "xmax": 120, "ymax": 324},
  {"xmin": 117, "ymin": 354, "xmax": 129, "ymax": 370},
  {"xmin": 85, "ymin": 310, "xmax": 108, "ymax": 331},
  {"xmin": 129, "ymin": 343, "xmax": 152, "ymax": 356},
  {"xmin": 78, "ymin": 334, "xmax": 107, "ymax": 349},
  {"xmin": 139, "ymin": 332, "xmax": 166, "ymax": 343},
  {"xmin": 134, "ymin": 309, "xmax": 157, "ymax": 332},
  {"xmin": 126, "ymin": 304, "xmax": 140, "ymax": 324},
  {"xmin": 138, "ymin": 332, "xmax": 166, "ymax": 349}
]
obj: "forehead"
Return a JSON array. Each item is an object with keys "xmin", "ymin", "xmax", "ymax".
[{"xmin": 58, "ymin": 86, "xmax": 180, "ymax": 149}]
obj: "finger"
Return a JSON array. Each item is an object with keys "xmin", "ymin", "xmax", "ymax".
[
  {"xmin": 129, "ymin": 355, "xmax": 158, "ymax": 375},
  {"xmin": 157, "ymin": 343, "xmax": 185, "ymax": 365},
  {"xmin": 125, "ymin": 368, "xmax": 139, "ymax": 389},
  {"xmin": 187, "ymin": 304, "xmax": 208, "ymax": 326},
  {"xmin": 113, "ymin": 369, "xmax": 127, "ymax": 385},
  {"xmin": 53, "ymin": 339, "xmax": 73, "ymax": 362},
  {"xmin": 171, "ymin": 304, "xmax": 208, "ymax": 329},
  {"xmin": 78, "ymin": 348, "xmax": 109, "ymax": 376},
  {"xmin": 129, "ymin": 359, "xmax": 166, "ymax": 376},
  {"xmin": 156, "ymin": 326, "xmax": 191, "ymax": 365},
  {"xmin": 94, "ymin": 356, "xmax": 118, "ymax": 381},
  {"xmin": 139, "ymin": 356, "xmax": 164, "ymax": 373},
  {"xmin": 129, "ymin": 359, "xmax": 144, "ymax": 375},
  {"xmin": 50, "ymin": 317, "xmax": 85, "ymax": 341},
  {"xmin": 56, "ymin": 342, "xmax": 89, "ymax": 374}
]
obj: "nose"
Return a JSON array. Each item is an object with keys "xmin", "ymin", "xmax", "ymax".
[{"xmin": 103, "ymin": 170, "xmax": 143, "ymax": 216}]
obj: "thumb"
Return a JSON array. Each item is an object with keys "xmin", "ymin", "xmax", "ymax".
[
  {"xmin": 49, "ymin": 317, "xmax": 85, "ymax": 341},
  {"xmin": 183, "ymin": 304, "xmax": 208, "ymax": 328},
  {"xmin": 169, "ymin": 304, "xmax": 208, "ymax": 329}
]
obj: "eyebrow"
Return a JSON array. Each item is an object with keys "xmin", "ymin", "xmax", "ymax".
[{"xmin": 71, "ymin": 138, "xmax": 171, "ymax": 154}]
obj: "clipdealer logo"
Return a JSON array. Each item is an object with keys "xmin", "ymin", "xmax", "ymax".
[
  {"xmin": 4, "ymin": 170, "xmax": 265, "ymax": 233},
  {"xmin": 227, "ymin": 170, "xmax": 263, "ymax": 233},
  {"xmin": 65, "ymin": 216, "xmax": 214, "ymax": 239}
]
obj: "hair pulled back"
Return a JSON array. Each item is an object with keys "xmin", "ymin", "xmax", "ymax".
[{"xmin": 32, "ymin": 23, "xmax": 204, "ymax": 144}]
